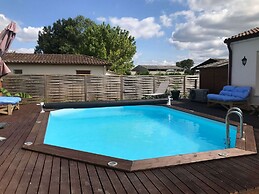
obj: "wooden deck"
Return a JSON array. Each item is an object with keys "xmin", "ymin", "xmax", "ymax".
[{"xmin": 0, "ymin": 102, "xmax": 259, "ymax": 193}]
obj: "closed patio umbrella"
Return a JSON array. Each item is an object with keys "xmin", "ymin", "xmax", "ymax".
[{"xmin": 0, "ymin": 21, "xmax": 17, "ymax": 77}]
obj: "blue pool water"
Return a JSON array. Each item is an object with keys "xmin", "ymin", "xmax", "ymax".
[{"xmin": 44, "ymin": 105, "xmax": 237, "ymax": 160}]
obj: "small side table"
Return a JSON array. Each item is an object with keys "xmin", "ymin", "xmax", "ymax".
[{"xmin": 250, "ymin": 104, "xmax": 259, "ymax": 115}]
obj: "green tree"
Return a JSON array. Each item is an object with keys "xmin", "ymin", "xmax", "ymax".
[
  {"xmin": 35, "ymin": 16, "xmax": 136, "ymax": 75},
  {"xmin": 176, "ymin": 59, "xmax": 194, "ymax": 75}
]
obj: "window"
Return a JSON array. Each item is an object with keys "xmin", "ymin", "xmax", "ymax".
[
  {"xmin": 14, "ymin": 69, "xmax": 23, "ymax": 74},
  {"xmin": 76, "ymin": 70, "xmax": 91, "ymax": 75}
]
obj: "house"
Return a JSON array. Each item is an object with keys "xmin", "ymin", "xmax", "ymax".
[
  {"xmin": 131, "ymin": 65, "xmax": 184, "ymax": 75},
  {"xmin": 192, "ymin": 58, "xmax": 228, "ymax": 93},
  {"xmin": 2, "ymin": 53, "xmax": 112, "ymax": 75},
  {"xmin": 224, "ymin": 27, "xmax": 259, "ymax": 105}
]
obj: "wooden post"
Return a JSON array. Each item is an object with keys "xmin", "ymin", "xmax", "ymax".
[
  {"xmin": 183, "ymin": 75, "xmax": 186, "ymax": 98},
  {"xmin": 120, "ymin": 76, "xmax": 124, "ymax": 100},
  {"xmin": 84, "ymin": 75, "xmax": 88, "ymax": 101},
  {"xmin": 153, "ymin": 76, "xmax": 156, "ymax": 93},
  {"xmin": 44, "ymin": 75, "xmax": 48, "ymax": 102}
]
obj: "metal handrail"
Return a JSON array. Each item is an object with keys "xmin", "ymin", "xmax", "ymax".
[{"xmin": 225, "ymin": 107, "xmax": 243, "ymax": 148}]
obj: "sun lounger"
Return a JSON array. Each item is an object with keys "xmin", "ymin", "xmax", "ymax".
[
  {"xmin": 207, "ymin": 85, "xmax": 251, "ymax": 109},
  {"xmin": 0, "ymin": 96, "xmax": 21, "ymax": 115},
  {"xmin": 143, "ymin": 80, "xmax": 169, "ymax": 99}
]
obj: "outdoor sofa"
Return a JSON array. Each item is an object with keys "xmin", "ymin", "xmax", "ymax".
[
  {"xmin": 207, "ymin": 85, "xmax": 251, "ymax": 109},
  {"xmin": 0, "ymin": 96, "xmax": 21, "ymax": 115}
]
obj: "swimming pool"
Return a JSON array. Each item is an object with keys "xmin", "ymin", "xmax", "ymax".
[
  {"xmin": 44, "ymin": 105, "xmax": 237, "ymax": 160},
  {"xmin": 23, "ymin": 102, "xmax": 256, "ymax": 171}
]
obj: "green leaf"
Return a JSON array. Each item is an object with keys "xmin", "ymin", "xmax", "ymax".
[
  {"xmin": 14, "ymin": 93, "xmax": 32, "ymax": 99},
  {"xmin": 0, "ymin": 88, "xmax": 12, "ymax": 97}
]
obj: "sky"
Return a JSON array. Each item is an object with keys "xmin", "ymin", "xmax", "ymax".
[{"xmin": 1, "ymin": 0, "xmax": 259, "ymax": 66}]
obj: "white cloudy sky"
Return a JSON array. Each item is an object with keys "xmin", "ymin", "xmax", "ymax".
[{"xmin": 1, "ymin": 0, "xmax": 259, "ymax": 65}]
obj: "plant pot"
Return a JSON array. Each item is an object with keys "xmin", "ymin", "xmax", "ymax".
[{"xmin": 171, "ymin": 90, "xmax": 180, "ymax": 100}]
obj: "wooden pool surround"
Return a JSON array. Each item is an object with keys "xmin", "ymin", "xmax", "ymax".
[{"xmin": 23, "ymin": 105, "xmax": 257, "ymax": 172}]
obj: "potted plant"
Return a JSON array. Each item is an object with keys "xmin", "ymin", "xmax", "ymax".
[{"xmin": 171, "ymin": 84, "xmax": 180, "ymax": 100}]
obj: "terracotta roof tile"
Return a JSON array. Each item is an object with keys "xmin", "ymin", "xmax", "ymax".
[
  {"xmin": 2, "ymin": 53, "xmax": 111, "ymax": 66},
  {"xmin": 224, "ymin": 27, "xmax": 259, "ymax": 43}
]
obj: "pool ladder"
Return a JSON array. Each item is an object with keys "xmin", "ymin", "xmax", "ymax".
[{"xmin": 225, "ymin": 107, "xmax": 244, "ymax": 148}]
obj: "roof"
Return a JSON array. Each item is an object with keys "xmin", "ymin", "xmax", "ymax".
[
  {"xmin": 224, "ymin": 27, "xmax": 259, "ymax": 43},
  {"xmin": 192, "ymin": 58, "xmax": 228, "ymax": 70},
  {"xmin": 132, "ymin": 65, "xmax": 183, "ymax": 71},
  {"xmin": 2, "ymin": 53, "xmax": 111, "ymax": 66}
]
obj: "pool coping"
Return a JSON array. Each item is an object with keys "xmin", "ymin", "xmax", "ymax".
[{"xmin": 23, "ymin": 105, "xmax": 257, "ymax": 172}]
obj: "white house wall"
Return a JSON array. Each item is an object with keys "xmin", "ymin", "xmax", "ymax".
[
  {"xmin": 231, "ymin": 37, "xmax": 259, "ymax": 104},
  {"xmin": 7, "ymin": 64, "xmax": 107, "ymax": 75}
]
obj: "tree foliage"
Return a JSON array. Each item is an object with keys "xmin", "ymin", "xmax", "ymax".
[
  {"xmin": 176, "ymin": 59, "xmax": 194, "ymax": 75},
  {"xmin": 35, "ymin": 16, "xmax": 136, "ymax": 75}
]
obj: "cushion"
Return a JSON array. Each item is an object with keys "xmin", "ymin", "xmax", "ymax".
[
  {"xmin": 0, "ymin": 97, "xmax": 21, "ymax": 105},
  {"xmin": 232, "ymin": 86, "xmax": 251, "ymax": 99},
  {"xmin": 223, "ymin": 85, "xmax": 236, "ymax": 91},
  {"xmin": 207, "ymin": 85, "xmax": 251, "ymax": 102},
  {"xmin": 207, "ymin": 94, "xmax": 243, "ymax": 102},
  {"xmin": 219, "ymin": 90, "xmax": 232, "ymax": 96}
]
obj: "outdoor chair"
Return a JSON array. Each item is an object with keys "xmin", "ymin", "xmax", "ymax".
[
  {"xmin": 143, "ymin": 80, "xmax": 169, "ymax": 99},
  {"xmin": 207, "ymin": 85, "xmax": 251, "ymax": 109},
  {"xmin": 0, "ymin": 96, "xmax": 21, "ymax": 115}
]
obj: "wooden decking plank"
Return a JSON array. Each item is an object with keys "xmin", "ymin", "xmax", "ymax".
[
  {"xmin": 191, "ymin": 163, "xmax": 237, "ymax": 193},
  {"xmin": 229, "ymin": 157, "xmax": 259, "ymax": 178},
  {"xmin": 16, "ymin": 152, "xmax": 39, "ymax": 194},
  {"xmin": 105, "ymin": 168, "xmax": 127, "ymax": 194},
  {"xmin": 34, "ymin": 112, "xmax": 49, "ymax": 144},
  {"xmin": 169, "ymin": 166, "xmax": 208, "ymax": 194},
  {"xmin": 49, "ymin": 157, "xmax": 61, "ymax": 194},
  {"xmin": 0, "ymin": 103, "xmax": 258, "ymax": 193},
  {"xmin": 180, "ymin": 165, "xmax": 220, "ymax": 194},
  {"xmin": 87, "ymin": 164, "xmax": 104, "ymax": 194},
  {"xmin": 151, "ymin": 169, "xmax": 184, "ymax": 194},
  {"xmin": 244, "ymin": 156, "xmax": 259, "ymax": 166},
  {"xmin": 69, "ymin": 160, "xmax": 82, "ymax": 194},
  {"xmin": 143, "ymin": 170, "xmax": 173, "ymax": 194},
  {"xmin": 203, "ymin": 161, "xmax": 246, "ymax": 191},
  {"xmin": 160, "ymin": 168, "xmax": 195, "ymax": 194},
  {"xmin": 0, "ymin": 115, "xmax": 37, "ymax": 191},
  {"xmin": 0, "ymin": 119, "xmax": 31, "ymax": 164},
  {"xmin": 114, "ymin": 170, "xmax": 138, "ymax": 194},
  {"xmin": 183, "ymin": 165, "xmax": 229, "ymax": 194},
  {"xmin": 134, "ymin": 171, "xmax": 162, "ymax": 194},
  {"xmin": 38, "ymin": 155, "xmax": 53, "ymax": 194},
  {"xmin": 125, "ymin": 172, "xmax": 149, "ymax": 194},
  {"xmin": 78, "ymin": 162, "xmax": 93, "ymax": 194},
  {"xmin": 0, "ymin": 149, "xmax": 25, "ymax": 193},
  {"xmin": 60, "ymin": 158, "xmax": 71, "ymax": 194},
  {"xmin": 96, "ymin": 166, "xmax": 116, "ymax": 194},
  {"xmin": 208, "ymin": 159, "xmax": 255, "ymax": 189},
  {"xmin": 23, "ymin": 112, "xmax": 47, "ymax": 144},
  {"xmin": 4, "ymin": 151, "xmax": 32, "ymax": 194},
  {"xmin": 245, "ymin": 125, "xmax": 257, "ymax": 152},
  {"xmin": 26, "ymin": 153, "xmax": 46, "ymax": 194}
]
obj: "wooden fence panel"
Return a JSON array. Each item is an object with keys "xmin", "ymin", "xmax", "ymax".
[
  {"xmin": 3, "ymin": 75, "xmax": 45, "ymax": 103},
  {"xmin": 2, "ymin": 75, "xmax": 199, "ymax": 103},
  {"xmin": 104, "ymin": 76, "xmax": 121, "ymax": 101},
  {"xmin": 85, "ymin": 76, "xmax": 106, "ymax": 101},
  {"xmin": 122, "ymin": 76, "xmax": 153, "ymax": 100},
  {"xmin": 45, "ymin": 75, "xmax": 85, "ymax": 102},
  {"xmin": 185, "ymin": 75, "xmax": 200, "ymax": 96}
]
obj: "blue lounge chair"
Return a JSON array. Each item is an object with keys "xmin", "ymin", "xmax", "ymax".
[
  {"xmin": 207, "ymin": 85, "xmax": 251, "ymax": 109},
  {"xmin": 0, "ymin": 96, "xmax": 21, "ymax": 115}
]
